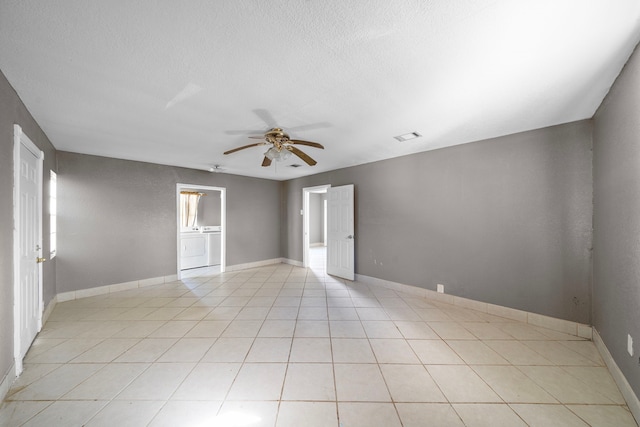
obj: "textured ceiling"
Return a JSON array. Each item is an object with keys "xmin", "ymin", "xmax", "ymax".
[{"xmin": 1, "ymin": 1, "xmax": 640, "ymax": 180}]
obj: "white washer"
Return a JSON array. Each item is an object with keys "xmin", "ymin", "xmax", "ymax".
[{"xmin": 180, "ymin": 232, "xmax": 208, "ymax": 269}]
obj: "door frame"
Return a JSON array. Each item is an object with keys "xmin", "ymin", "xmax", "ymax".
[
  {"xmin": 176, "ymin": 183, "xmax": 226, "ymax": 278},
  {"xmin": 13, "ymin": 124, "xmax": 44, "ymax": 376},
  {"xmin": 302, "ymin": 184, "xmax": 331, "ymax": 268}
]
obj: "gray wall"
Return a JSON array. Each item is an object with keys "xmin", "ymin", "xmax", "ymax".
[
  {"xmin": 56, "ymin": 152, "xmax": 281, "ymax": 292},
  {"xmin": 593, "ymin": 43, "xmax": 640, "ymax": 397},
  {"xmin": 0, "ymin": 71, "xmax": 57, "ymax": 388},
  {"xmin": 309, "ymin": 193, "xmax": 325, "ymax": 245},
  {"xmin": 283, "ymin": 121, "xmax": 593, "ymax": 323},
  {"xmin": 3, "ymin": 45, "xmax": 639, "ymax": 402}
]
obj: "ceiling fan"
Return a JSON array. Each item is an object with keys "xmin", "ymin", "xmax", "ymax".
[{"xmin": 223, "ymin": 127, "xmax": 324, "ymax": 167}]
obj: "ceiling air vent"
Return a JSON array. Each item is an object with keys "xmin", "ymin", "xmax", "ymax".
[{"xmin": 394, "ymin": 132, "xmax": 422, "ymax": 142}]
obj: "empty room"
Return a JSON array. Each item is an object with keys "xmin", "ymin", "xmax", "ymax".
[{"xmin": 1, "ymin": 1, "xmax": 640, "ymax": 426}]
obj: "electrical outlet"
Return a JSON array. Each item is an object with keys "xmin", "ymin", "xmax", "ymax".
[
  {"xmin": 628, "ymin": 334, "xmax": 634, "ymax": 357},
  {"xmin": 437, "ymin": 284, "xmax": 444, "ymax": 293}
]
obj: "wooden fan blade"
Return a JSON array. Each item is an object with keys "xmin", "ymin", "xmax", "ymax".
[
  {"xmin": 248, "ymin": 135, "xmax": 266, "ymax": 140},
  {"xmin": 289, "ymin": 139, "xmax": 324, "ymax": 149},
  {"xmin": 287, "ymin": 146, "xmax": 317, "ymax": 166},
  {"xmin": 261, "ymin": 156, "xmax": 272, "ymax": 167},
  {"xmin": 223, "ymin": 142, "xmax": 266, "ymax": 155}
]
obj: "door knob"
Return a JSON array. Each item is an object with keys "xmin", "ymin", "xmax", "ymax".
[
  {"xmin": 346, "ymin": 235, "xmax": 354, "ymax": 239},
  {"xmin": 36, "ymin": 257, "xmax": 47, "ymax": 263}
]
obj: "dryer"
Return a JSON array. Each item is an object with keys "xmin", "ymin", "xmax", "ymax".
[{"xmin": 201, "ymin": 226, "xmax": 221, "ymax": 266}]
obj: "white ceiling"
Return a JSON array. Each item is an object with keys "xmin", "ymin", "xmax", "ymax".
[{"xmin": 1, "ymin": 1, "xmax": 640, "ymax": 181}]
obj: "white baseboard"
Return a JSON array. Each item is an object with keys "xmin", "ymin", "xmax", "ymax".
[
  {"xmin": 355, "ymin": 273, "xmax": 640, "ymax": 411},
  {"xmin": 310, "ymin": 242, "xmax": 325, "ymax": 247},
  {"xmin": 282, "ymin": 258, "xmax": 304, "ymax": 268},
  {"xmin": 354, "ymin": 273, "xmax": 640, "ymax": 417},
  {"xmin": 28, "ymin": 261, "xmax": 640, "ymax": 422},
  {"xmin": 355, "ymin": 274, "xmax": 592, "ymax": 339},
  {"xmin": 55, "ymin": 259, "xmax": 296, "ymax": 303},
  {"xmin": 0, "ymin": 364, "xmax": 16, "ymax": 403},
  {"xmin": 225, "ymin": 258, "xmax": 285, "ymax": 272},
  {"xmin": 56, "ymin": 273, "xmax": 179, "ymax": 303},
  {"xmin": 593, "ymin": 329, "xmax": 640, "ymax": 424},
  {"xmin": 226, "ymin": 258, "xmax": 304, "ymax": 270},
  {"xmin": 42, "ymin": 295, "xmax": 57, "ymax": 325},
  {"xmin": 52, "ymin": 268, "xmax": 591, "ymax": 341}
]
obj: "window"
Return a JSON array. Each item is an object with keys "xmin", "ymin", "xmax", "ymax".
[{"xmin": 50, "ymin": 170, "xmax": 57, "ymax": 258}]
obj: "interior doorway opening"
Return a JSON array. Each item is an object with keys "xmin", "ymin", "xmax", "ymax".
[
  {"xmin": 303, "ymin": 184, "xmax": 330, "ymax": 270},
  {"xmin": 176, "ymin": 183, "xmax": 226, "ymax": 279}
]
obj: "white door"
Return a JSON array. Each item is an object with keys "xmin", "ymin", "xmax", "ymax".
[
  {"xmin": 14, "ymin": 125, "xmax": 44, "ymax": 375},
  {"xmin": 327, "ymin": 184, "xmax": 355, "ymax": 280}
]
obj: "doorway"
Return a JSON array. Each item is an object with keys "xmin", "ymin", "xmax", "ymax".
[
  {"xmin": 176, "ymin": 184, "xmax": 226, "ymax": 279},
  {"xmin": 303, "ymin": 185, "xmax": 330, "ymax": 270},
  {"xmin": 13, "ymin": 125, "xmax": 44, "ymax": 376}
]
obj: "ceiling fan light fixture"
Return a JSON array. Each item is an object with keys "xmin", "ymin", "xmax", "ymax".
[
  {"xmin": 264, "ymin": 146, "xmax": 291, "ymax": 162},
  {"xmin": 265, "ymin": 147, "xmax": 278, "ymax": 160},
  {"xmin": 394, "ymin": 131, "xmax": 422, "ymax": 142}
]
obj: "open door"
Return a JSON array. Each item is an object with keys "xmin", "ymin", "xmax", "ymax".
[
  {"xmin": 326, "ymin": 184, "xmax": 355, "ymax": 280},
  {"xmin": 13, "ymin": 125, "xmax": 44, "ymax": 376}
]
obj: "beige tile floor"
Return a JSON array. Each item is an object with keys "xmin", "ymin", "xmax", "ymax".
[{"xmin": 1, "ymin": 248, "xmax": 638, "ymax": 426}]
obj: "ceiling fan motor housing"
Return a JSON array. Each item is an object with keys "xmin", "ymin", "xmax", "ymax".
[{"xmin": 264, "ymin": 128, "xmax": 290, "ymax": 146}]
